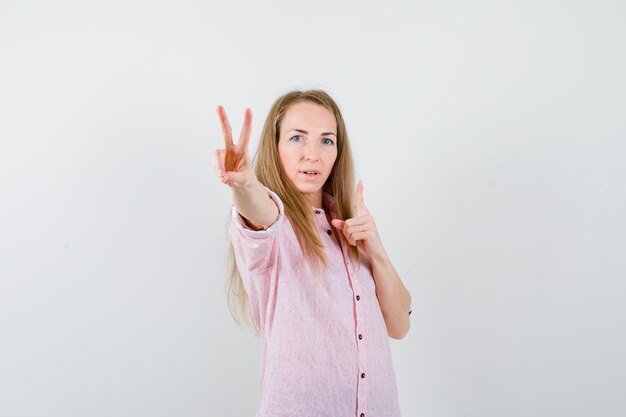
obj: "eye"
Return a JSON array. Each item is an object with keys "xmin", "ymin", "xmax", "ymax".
[
  {"xmin": 289, "ymin": 135, "xmax": 303, "ymax": 142},
  {"xmin": 322, "ymin": 138, "xmax": 335, "ymax": 145}
]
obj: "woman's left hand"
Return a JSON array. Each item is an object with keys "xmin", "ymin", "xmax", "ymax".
[{"xmin": 331, "ymin": 180, "xmax": 387, "ymax": 260}]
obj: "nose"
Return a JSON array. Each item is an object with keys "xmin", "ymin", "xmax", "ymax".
[{"xmin": 303, "ymin": 141, "xmax": 320, "ymax": 162}]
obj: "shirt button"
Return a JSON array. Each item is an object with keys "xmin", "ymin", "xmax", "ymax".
[
  {"xmin": 326, "ymin": 229, "xmax": 332, "ymax": 235},
  {"xmin": 315, "ymin": 210, "xmax": 321, "ymax": 214},
  {"xmin": 361, "ymin": 372, "xmax": 365, "ymax": 379},
  {"xmin": 356, "ymin": 295, "xmax": 360, "ymax": 301},
  {"xmin": 358, "ymin": 334, "xmax": 363, "ymax": 340},
  {"xmin": 360, "ymin": 414, "xmax": 365, "ymax": 417}
]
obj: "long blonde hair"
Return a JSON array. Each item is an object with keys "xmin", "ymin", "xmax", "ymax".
[{"xmin": 225, "ymin": 89, "xmax": 360, "ymax": 335}]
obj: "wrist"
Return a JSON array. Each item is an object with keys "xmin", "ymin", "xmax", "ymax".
[{"xmin": 368, "ymin": 248, "xmax": 390, "ymax": 265}]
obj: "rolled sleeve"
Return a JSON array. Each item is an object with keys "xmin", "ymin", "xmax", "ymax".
[{"xmin": 229, "ymin": 186, "xmax": 284, "ymax": 274}]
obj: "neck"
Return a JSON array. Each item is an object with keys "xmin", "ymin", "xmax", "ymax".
[{"xmin": 305, "ymin": 190, "xmax": 323, "ymax": 209}]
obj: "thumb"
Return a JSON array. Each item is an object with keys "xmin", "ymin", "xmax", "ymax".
[
  {"xmin": 331, "ymin": 219, "xmax": 345, "ymax": 229},
  {"xmin": 224, "ymin": 170, "xmax": 252, "ymax": 188}
]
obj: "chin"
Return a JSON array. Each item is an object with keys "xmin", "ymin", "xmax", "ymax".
[
  {"xmin": 298, "ymin": 186, "xmax": 321, "ymax": 194},
  {"xmin": 294, "ymin": 183, "xmax": 323, "ymax": 194}
]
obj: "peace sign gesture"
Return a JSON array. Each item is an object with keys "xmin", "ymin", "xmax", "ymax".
[
  {"xmin": 331, "ymin": 180, "xmax": 387, "ymax": 260},
  {"xmin": 214, "ymin": 105, "xmax": 256, "ymax": 189}
]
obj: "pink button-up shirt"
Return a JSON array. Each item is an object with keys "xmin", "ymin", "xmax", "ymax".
[{"xmin": 229, "ymin": 186, "xmax": 403, "ymax": 417}]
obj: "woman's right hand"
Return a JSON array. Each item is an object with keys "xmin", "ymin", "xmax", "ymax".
[{"xmin": 214, "ymin": 105, "xmax": 256, "ymax": 189}]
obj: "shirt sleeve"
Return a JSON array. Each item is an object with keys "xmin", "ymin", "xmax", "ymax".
[{"xmin": 228, "ymin": 186, "xmax": 285, "ymax": 274}]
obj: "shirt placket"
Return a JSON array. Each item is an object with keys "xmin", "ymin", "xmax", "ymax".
[
  {"xmin": 315, "ymin": 208, "xmax": 369, "ymax": 417},
  {"xmin": 342, "ymin": 240, "xmax": 368, "ymax": 417}
]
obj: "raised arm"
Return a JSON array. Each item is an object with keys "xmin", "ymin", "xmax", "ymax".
[
  {"xmin": 214, "ymin": 105, "xmax": 278, "ymax": 230},
  {"xmin": 331, "ymin": 180, "xmax": 411, "ymax": 339}
]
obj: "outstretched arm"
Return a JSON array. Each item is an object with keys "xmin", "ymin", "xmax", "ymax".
[{"xmin": 214, "ymin": 105, "xmax": 278, "ymax": 229}]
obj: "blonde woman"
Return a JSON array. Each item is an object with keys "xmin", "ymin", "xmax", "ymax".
[{"xmin": 214, "ymin": 89, "xmax": 412, "ymax": 417}]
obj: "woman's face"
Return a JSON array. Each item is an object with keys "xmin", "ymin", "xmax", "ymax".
[{"xmin": 278, "ymin": 101, "xmax": 338, "ymax": 208}]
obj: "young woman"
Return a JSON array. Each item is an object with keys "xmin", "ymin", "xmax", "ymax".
[{"xmin": 214, "ymin": 90, "xmax": 412, "ymax": 417}]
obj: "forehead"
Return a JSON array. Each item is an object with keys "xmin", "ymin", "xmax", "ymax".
[{"xmin": 281, "ymin": 101, "xmax": 337, "ymax": 133}]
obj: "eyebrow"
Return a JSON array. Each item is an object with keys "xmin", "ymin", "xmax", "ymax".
[{"xmin": 288, "ymin": 129, "xmax": 337, "ymax": 137}]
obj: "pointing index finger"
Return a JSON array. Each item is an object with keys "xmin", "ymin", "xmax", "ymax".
[{"xmin": 355, "ymin": 179, "xmax": 365, "ymax": 214}]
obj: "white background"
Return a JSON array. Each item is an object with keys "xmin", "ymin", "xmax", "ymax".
[{"xmin": 1, "ymin": 0, "xmax": 625, "ymax": 416}]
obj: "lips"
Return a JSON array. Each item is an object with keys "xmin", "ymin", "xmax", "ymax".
[{"xmin": 299, "ymin": 170, "xmax": 320, "ymax": 180}]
